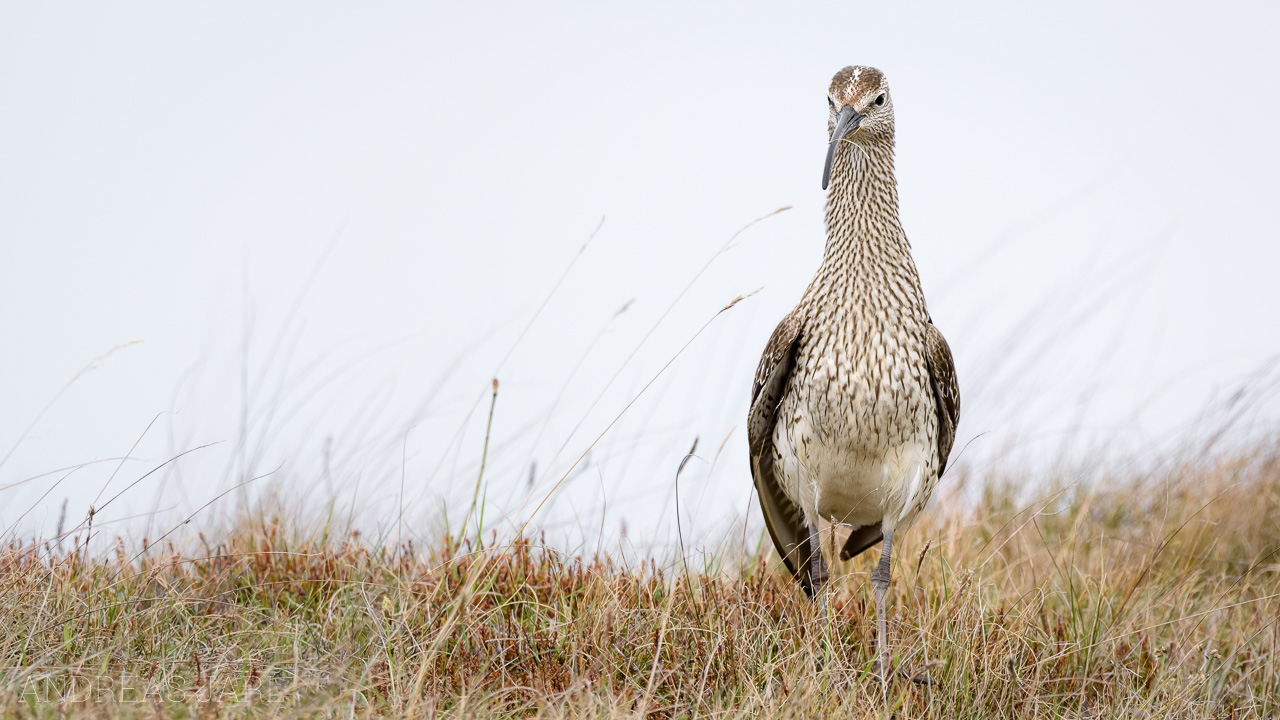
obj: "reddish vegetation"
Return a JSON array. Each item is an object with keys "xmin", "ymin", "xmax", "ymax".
[{"xmin": 2, "ymin": 447, "xmax": 1279, "ymax": 717}]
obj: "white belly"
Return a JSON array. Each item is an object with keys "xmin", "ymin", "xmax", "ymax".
[
  {"xmin": 773, "ymin": 356, "xmax": 936, "ymax": 534},
  {"xmin": 777, "ymin": 423, "xmax": 929, "ymax": 532}
]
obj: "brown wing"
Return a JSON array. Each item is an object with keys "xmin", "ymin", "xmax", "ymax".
[
  {"xmin": 923, "ymin": 322, "xmax": 960, "ymax": 476},
  {"xmin": 838, "ymin": 524, "xmax": 884, "ymax": 562},
  {"xmin": 747, "ymin": 312, "xmax": 819, "ymax": 593}
]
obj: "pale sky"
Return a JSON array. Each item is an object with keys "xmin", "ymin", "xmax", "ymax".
[{"xmin": 2, "ymin": 2, "xmax": 1278, "ymax": 549}]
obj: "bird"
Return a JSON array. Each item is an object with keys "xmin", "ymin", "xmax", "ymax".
[{"xmin": 747, "ymin": 65, "xmax": 960, "ymax": 680}]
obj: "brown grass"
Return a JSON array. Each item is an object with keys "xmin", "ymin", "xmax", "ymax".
[{"xmin": 2, "ymin": 445, "xmax": 1280, "ymax": 718}]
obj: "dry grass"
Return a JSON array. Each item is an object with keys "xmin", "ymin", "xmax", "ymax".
[{"xmin": 2, "ymin": 446, "xmax": 1280, "ymax": 718}]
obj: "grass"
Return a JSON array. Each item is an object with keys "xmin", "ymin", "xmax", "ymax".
[{"xmin": 2, "ymin": 442, "xmax": 1279, "ymax": 718}]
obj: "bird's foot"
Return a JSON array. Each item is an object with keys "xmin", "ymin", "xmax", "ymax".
[
  {"xmin": 868, "ymin": 657, "xmax": 894, "ymax": 685},
  {"xmin": 901, "ymin": 668, "xmax": 933, "ymax": 685},
  {"xmin": 903, "ymin": 659, "xmax": 943, "ymax": 685},
  {"xmin": 869, "ymin": 658, "xmax": 935, "ymax": 686}
]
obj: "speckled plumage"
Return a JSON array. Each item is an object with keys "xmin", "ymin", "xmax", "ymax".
[{"xmin": 747, "ymin": 67, "xmax": 959, "ymax": 674}]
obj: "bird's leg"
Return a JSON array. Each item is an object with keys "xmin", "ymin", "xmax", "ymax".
[
  {"xmin": 807, "ymin": 524, "xmax": 829, "ymax": 606},
  {"xmin": 870, "ymin": 528, "xmax": 894, "ymax": 683},
  {"xmin": 807, "ymin": 524, "xmax": 833, "ymax": 665}
]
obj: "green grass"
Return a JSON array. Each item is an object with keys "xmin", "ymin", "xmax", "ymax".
[{"xmin": 2, "ymin": 446, "xmax": 1279, "ymax": 718}]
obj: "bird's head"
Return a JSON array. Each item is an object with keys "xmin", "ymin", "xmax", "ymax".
[{"xmin": 822, "ymin": 65, "xmax": 893, "ymax": 190}]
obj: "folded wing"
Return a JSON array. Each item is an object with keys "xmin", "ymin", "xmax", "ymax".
[
  {"xmin": 923, "ymin": 322, "xmax": 960, "ymax": 475},
  {"xmin": 747, "ymin": 313, "xmax": 821, "ymax": 594}
]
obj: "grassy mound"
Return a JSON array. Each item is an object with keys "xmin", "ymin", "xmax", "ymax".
[{"xmin": 3, "ymin": 449, "xmax": 1279, "ymax": 718}]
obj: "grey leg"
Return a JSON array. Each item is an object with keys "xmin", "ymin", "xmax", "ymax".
[
  {"xmin": 870, "ymin": 529, "xmax": 894, "ymax": 682},
  {"xmin": 807, "ymin": 524, "xmax": 829, "ymax": 601},
  {"xmin": 807, "ymin": 525, "xmax": 833, "ymax": 643}
]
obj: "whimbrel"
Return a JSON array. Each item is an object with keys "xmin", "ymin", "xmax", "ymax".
[{"xmin": 747, "ymin": 66, "xmax": 960, "ymax": 679}]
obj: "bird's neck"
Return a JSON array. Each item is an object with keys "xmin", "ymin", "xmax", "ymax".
[{"xmin": 821, "ymin": 136, "xmax": 909, "ymax": 268}]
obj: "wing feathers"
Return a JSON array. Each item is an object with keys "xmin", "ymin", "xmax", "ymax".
[
  {"xmin": 923, "ymin": 322, "xmax": 960, "ymax": 476},
  {"xmin": 747, "ymin": 313, "xmax": 817, "ymax": 591}
]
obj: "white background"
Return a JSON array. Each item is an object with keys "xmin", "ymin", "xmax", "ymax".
[{"xmin": 2, "ymin": 2, "xmax": 1278, "ymax": 552}]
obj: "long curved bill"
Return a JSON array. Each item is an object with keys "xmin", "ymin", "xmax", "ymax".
[{"xmin": 822, "ymin": 105, "xmax": 866, "ymax": 190}]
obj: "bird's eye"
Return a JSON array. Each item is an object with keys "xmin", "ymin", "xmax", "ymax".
[{"xmin": 875, "ymin": 94, "xmax": 886, "ymax": 106}]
